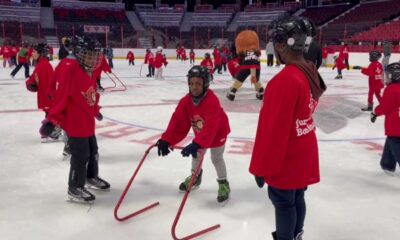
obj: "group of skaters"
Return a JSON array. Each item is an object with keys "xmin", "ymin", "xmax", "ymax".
[{"xmin": 9, "ymin": 15, "xmax": 400, "ymax": 240}]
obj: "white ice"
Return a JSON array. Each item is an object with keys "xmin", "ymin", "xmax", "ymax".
[{"xmin": 0, "ymin": 58, "xmax": 399, "ymax": 240}]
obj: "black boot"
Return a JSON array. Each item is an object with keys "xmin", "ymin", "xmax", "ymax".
[
  {"xmin": 256, "ymin": 87, "xmax": 264, "ymax": 100},
  {"xmin": 97, "ymin": 79, "xmax": 104, "ymax": 92},
  {"xmin": 226, "ymin": 88, "xmax": 237, "ymax": 101},
  {"xmin": 361, "ymin": 105, "xmax": 373, "ymax": 111},
  {"xmin": 271, "ymin": 232, "xmax": 277, "ymax": 240}
]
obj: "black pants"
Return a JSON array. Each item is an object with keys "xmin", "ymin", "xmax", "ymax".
[
  {"xmin": 222, "ymin": 63, "xmax": 227, "ymax": 72},
  {"xmin": 108, "ymin": 58, "xmax": 114, "ymax": 68},
  {"xmin": 380, "ymin": 137, "xmax": 400, "ymax": 172},
  {"xmin": 345, "ymin": 58, "xmax": 349, "ymax": 70},
  {"xmin": 11, "ymin": 63, "xmax": 30, "ymax": 78},
  {"xmin": 128, "ymin": 60, "xmax": 134, "ymax": 66},
  {"xmin": 268, "ymin": 186, "xmax": 306, "ymax": 240},
  {"xmin": 267, "ymin": 54, "xmax": 274, "ymax": 66},
  {"xmin": 68, "ymin": 135, "xmax": 99, "ymax": 188},
  {"xmin": 11, "ymin": 56, "xmax": 17, "ymax": 66},
  {"xmin": 148, "ymin": 65, "xmax": 155, "ymax": 76}
]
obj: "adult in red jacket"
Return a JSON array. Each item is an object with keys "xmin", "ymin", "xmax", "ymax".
[
  {"xmin": 92, "ymin": 55, "xmax": 111, "ymax": 92},
  {"xmin": 156, "ymin": 65, "xmax": 231, "ymax": 203},
  {"xmin": 144, "ymin": 49, "xmax": 155, "ymax": 77},
  {"xmin": 359, "ymin": 51, "xmax": 384, "ymax": 111},
  {"xmin": 126, "ymin": 50, "xmax": 135, "ymax": 66},
  {"xmin": 371, "ymin": 62, "xmax": 400, "ymax": 175},
  {"xmin": 25, "ymin": 43, "xmax": 54, "ymax": 114},
  {"xmin": 249, "ymin": 17, "xmax": 326, "ymax": 240},
  {"xmin": 40, "ymin": 34, "xmax": 110, "ymax": 203}
]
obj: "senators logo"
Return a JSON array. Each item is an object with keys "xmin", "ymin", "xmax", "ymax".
[
  {"xmin": 191, "ymin": 115, "xmax": 204, "ymax": 132},
  {"xmin": 81, "ymin": 86, "xmax": 97, "ymax": 106}
]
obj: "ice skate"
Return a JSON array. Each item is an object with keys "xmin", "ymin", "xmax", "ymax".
[
  {"xmin": 361, "ymin": 105, "xmax": 373, "ymax": 111},
  {"xmin": 67, "ymin": 187, "xmax": 95, "ymax": 203},
  {"xmin": 226, "ymin": 88, "xmax": 236, "ymax": 101},
  {"xmin": 256, "ymin": 87, "xmax": 264, "ymax": 100},
  {"xmin": 179, "ymin": 169, "xmax": 203, "ymax": 192},
  {"xmin": 217, "ymin": 179, "xmax": 230, "ymax": 204},
  {"xmin": 49, "ymin": 126, "xmax": 62, "ymax": 140},
  {"xmin": 295, "ymin": 230, "xmax": 304, "ymax": 240},
  {"xmin": 86, "ymin": 176, "xmax": 110, "ymax": 191},
  {"xmin": 334, "ymin": 74, "xmax": 343, "ymax": 79}
]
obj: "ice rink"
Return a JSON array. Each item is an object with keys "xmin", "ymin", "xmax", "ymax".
[{"xmin": 1, "ymin": 57, "xmax": 399, "ymax": 240}]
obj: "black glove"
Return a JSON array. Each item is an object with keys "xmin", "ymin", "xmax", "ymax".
[
  {"xmin": 95, "ymin": 112, "xmax": 103, "ymax": 121},
  {"xmin": 27, "ymin": 83, "xmax": 37, "ymax": 92},
  {"xmin": 40, "ymin": 119, "xmax": 55, "ymax": 137},
  {"xmin": 352, "ymin": 66, "xmax": 362, "ymax": 70},
  {"xmin": 156, "ymin": 139, "xmax": 173, "ymax": 156},
  {"xmin": 181, "ymin": 142, "xmax": 200, "ymax": 158},
  {"xmin": 370, "ymin": 112, "xmax": 377, "ymax": 123},
  {"xmin": 255, "ymin": 176, "xmax": 265, "ymax": 188}
]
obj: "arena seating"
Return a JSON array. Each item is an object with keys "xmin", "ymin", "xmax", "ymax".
[
  {"xmin": 300, "ymin": 4, "xmax": 351, "ymax": 25},
  {"xmin": 350, "ymin": 19, "xmax": 400, "ymax": 42}
]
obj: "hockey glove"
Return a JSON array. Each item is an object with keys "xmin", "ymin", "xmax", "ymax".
[
  {"xmin": 181, "ymin": 142, "xmax": 200, "ymax": 158},
  {"xmin": 156, "ymin": 139, "xmax": 173, "ymax": 156},
  {"xmin": 40, "ymin": 119, "xmax": 55, "ymax": 137},
  {"xmin": 95, "ymin": 112, "xmax": 103, "ymax": 121},
  {"xmin": 26, "ymin": 83, "xmax": 38, "ymax": 92},
  {"xmin": 255, "ymin": 176, "xmax": 265, "ymax": 188},
  {"xmin": 352, "ymin": 66, "xmax": 362, "ymax": 70},
  {"xmin": 370, "ymin": 112, "xmax": 377, "ymax": 123}
]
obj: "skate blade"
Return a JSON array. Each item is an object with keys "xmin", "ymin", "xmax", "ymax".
[
  {"xmin": 67, "ymin": 197, "xmax": 95, "ymax": 204},
  {"xmin": 179, "ymin": 185, "xmax": 200, "ymax": 193},
  {"xmin": 85, "ymin": 185, "xmax": 111, "ymax": 192},
  {"xmin": 218, "ymin": 197, "xmax": 230, "ymax": 207},
  {"xmin": 41, "ymin": 138, "xmax": 60, "ymax": 143}
]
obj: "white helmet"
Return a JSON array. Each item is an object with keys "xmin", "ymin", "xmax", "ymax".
[{"xmin": 157, "ymin": 46, "xmax": 163, "ymax": 52}]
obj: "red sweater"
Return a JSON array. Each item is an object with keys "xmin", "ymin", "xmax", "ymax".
[
  {"xmin": 200, "ymin": 58, "xmax": 214, "ymax": 76},
  {"xmin": 126, "ymin": 51, "xmax": 135, "ymax": 60},
  {"xmin": 374, "ymin": 83, "xmax": 400, "ymax": 137},
  {"xmin": 249, "ymin": 65, "xmax": 320, "ymax": 189},
  {"xmin": 361, "ymin": 61, "xmax": 384, "ymax": 90},
  {"xmin": 144, "ymin": 52, "xmax": 154, "ymax": 66},
  {"xmin": 153, "ymin": 52, "xmax": 167, "ymax": 68},
  {"xmin": 161, "ymin": 90, "xmax": 230, "ymax": 148},
  {"xmin": 92, "ymin": 56, "xmax": 111, "ymax": 80},
  {"xmin": 48, "ymin": 58, "xmax": 100, "ymax": 137},
  {"xmin": 25, "ymin": 57, "xmax": 54, "ymax": 111}
]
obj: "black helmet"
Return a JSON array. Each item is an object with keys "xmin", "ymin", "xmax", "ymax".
[
  {"xmin": 205, "ymin": 53, "xmax": 210, "ymax": 59},
  {"xmin": 270, "ymin": 16, "xmax": 308, "ymax": 51},
  {"xmin": 71, "ymin": 34, "xmax": 101, "ymax": 72},
  {"xmin": 33, "ymin": 43, "xmax": 50, "ymax": 56},
  {"xmin": 369, "ymin": 50, "xmax": 382, "ymax": 62},
  {"xmin": 187, "ymin": 65, "xmax": 211, "ymax": 95},
  {"xmin": 386, "ymin": 62, "xmax": 400, "ymax": 83}
]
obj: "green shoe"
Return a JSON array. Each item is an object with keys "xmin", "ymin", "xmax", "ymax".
[
  {"xmin": 217, "ymin": 179, "xmax": 230, "ymax": 203},
  {"xmin": 179, "ymin": 169, "xmax": 203, "ymax": 192}
]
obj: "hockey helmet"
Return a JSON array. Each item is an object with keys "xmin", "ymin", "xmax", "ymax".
[
  {"xmin": 157, "ymin": 46, "xmax": 163, "ymax": 52},
  {"xmin": 270, "ymin": 16, "xmax": 308, "ymax": 51},
  {"xmin": 205, "ymin": 52, "xmax": 211, "ymax": 59},
  {"xmin": 385, "ymin": 62, "xmax": 400, "ymax": 84},
  {"xmin": 33, "ymin": 43, "xmax": 50, "ymax": 57},
  {"xmin": 187, "ymin": 65, "xmax": 211, "ymax": 94},
  {"xmin": 71, "ymin": 34, "xmax": 101, "ymax": 72},
  {"xmin": 369, "ymin": 50, "xmax": 382, "ymax": 62}
]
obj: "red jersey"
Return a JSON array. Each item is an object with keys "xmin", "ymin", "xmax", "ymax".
[
  {"xmin": 189, "ymin": 51, "xmax": 195, "ymax": 60},
  {"xmin": 10, "ymin": 46, "xmax": 19, "ymax": 57},
  {"xmin": 339, "ymin": 46, "xmax": 349, "ymax": 59},
  {"xmin": 153, "ymin": 52, "xmax": 168, "ymax": 68},
  {"xmin": 144, "ymin": 52, "xmax": 154, "ymax": 66},
  {"xmin": 181, "ymin": 49, "xmax": 187, "ymax": 60},
  {"xmin": 17, "ymin": 48, "xmax": 29, "ymax": 64},
  {"xmin": 92, "ymin": 56, "xmax": 111, "ymax": 80},
  {"xmin": 25, "ymin": 57, "xmax": 54, "ymax": 111},
  {"xmin": 227, "ymin": 58, "xmax": 240, "ymax": 78},
  {"xmin": 249, "ymin": 65, "xmax": 320, "ymax": 189},
  {"xmin": 200, "ymin": 58, "xmax": 214, "ymax": 76},
  {"xmin": 1, "ymin": 46, "xmax": 11, "ymax": 58},
  {"xmin": 213, "ymin": 49, "xmax": 221, "ymax": 66},
  {"xmin": 375, "ymin": 83, "xmax": 400, "ymax": 137},
  {"xmin": 48, "ymin": 58, "xmax": 100, "ymax": 138},
  {"xmin": 161, "ymin": 90, "xmax": 230, "ymax": 148},
  {"xmin": 322, "ymin": 47, "xmax": 329, "ymax": 59},
  {"xmin": 361, "ymin": 61, "xmax": 384, "ymax": 90},
  {"xmin": 334, "ymin": 56, "xmax": 346, "ymax": 71},
  {"xmin": 126, "ymin": 51, "xmax": 135, "ymax": 61}
]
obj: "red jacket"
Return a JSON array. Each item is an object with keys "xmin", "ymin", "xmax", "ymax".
[
  {"xmin": 374, "ymin": 83, "xmax": 400, "ymax": 137},
  {"xmin": 213, "ymin": 49, "xmax": 221, "ymax": 66},
  {"xmin": 334, "ymin": 56, "xmax": 346, "ymax": 71},
  {"xmin": 361, "ymin": 61, "xmax": 384, "ymax": 90},
  {"xmin": 144, "ymin": 52, "xmax": 154, "ymax": 66},
  {"xmin": 48, "ymin": 58, "xmax": 100, "ymax": 138},
  {"xmin": 200, "ymin": 58, "xmax": 214, "ymax": 76},
  {"xmin": 189, "ymin": 51, "xmax": 195, "ymax": 60},
  {"xmin": 10, "ymin": 46, "xmax": 19, "ymax": 57},
  {"xmin": 126, "ymin": 51, "xmax": 135, "ymax": 61},
  {"xmin": 249, "ymin": 65, "xmax": 320, "ymax": 189},
  {"xmin": 25, "ymin": 57, "xmax": 54, "ymax": 111},
  {"xmin": 339, "ymin": 46, "xmax": 349, "ymax": 59},
  {"xmin": 17, "ymin": 48, "xmax": 29, "ymax": 64},
  {"xmin": 153, "ymin": 52, "xmax": 167, "ymax": 68},
  {"xmin": 227, "ymin": 58, "xmax": 240, "ymax": 78},
  {"xmin": 322, "ymin": 47, "xmax": 329, "ymax": 59},
  {"xmin": 181, "ymin": 49, "xmax": 187, "ymax": 60},
  {"xmin": 92, "ymin": 56, "xmax": 111, "ymax": 80},
  {"xmin": 161, "ymin": 90, "xmax": 230, "ymax": 148},
  {"xmin": 1, "ymin": 46, "xmax": 11, "ymax": 58}
]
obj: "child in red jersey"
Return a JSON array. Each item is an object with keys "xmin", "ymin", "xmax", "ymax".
[
  {"xmin": 154, "ymin": 46, "xmax": 168, "ymax": 80},
  {"xmin": 144, "ymin": 48, "xmax": 155, "ymax": 77},
  {"xmin": 126, "ymin": 50, "xmax": 135, "ymax": 66},
  {"xmin": 332, "ymin": 54, "xmax": 346, "ymax": 79},
  {"xmin": 200, "ymin": 53, "xmax": 214, "ymax": 81},
  {"xmin": 156, "ymin": 65, "xmax": 231, "ymax": 203},
  {"xmin": 92, "ymin": 54, "xmax": 111, "ymax": 92},
  {"xmin": 40, "ymin": 34, "xmax": 109, "ymax": 203},
  {"xmin": 370, "ymin": 62, "xmax": 400, "ymax": 175},
  {"xmin": 354, "ymin": 51, "xmax": 384, "ymax": 111},
  {"xmin": 25, "ymin": 43, "xmax": 57, "ymax": 141},
  {"xmin": 189, "ymin": 49, "xmax": 195, "ymax": 65}
]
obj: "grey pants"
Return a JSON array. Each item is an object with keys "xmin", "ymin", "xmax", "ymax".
[
  {"xmin": 190, "ymin": 145, "xmax": 227, "ymax": 180},
  {"xmin": 382, "ymin": 56, "xmax": 390, "ymax": 69}
]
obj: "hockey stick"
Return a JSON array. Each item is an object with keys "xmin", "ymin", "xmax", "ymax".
[
  {"xmin": 114, "ymin": 144, "xmax": 220, "ymax": 240},
  {"xmin": 104, "ymin": 72, "xmax": 127, "ymax": 92}
]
